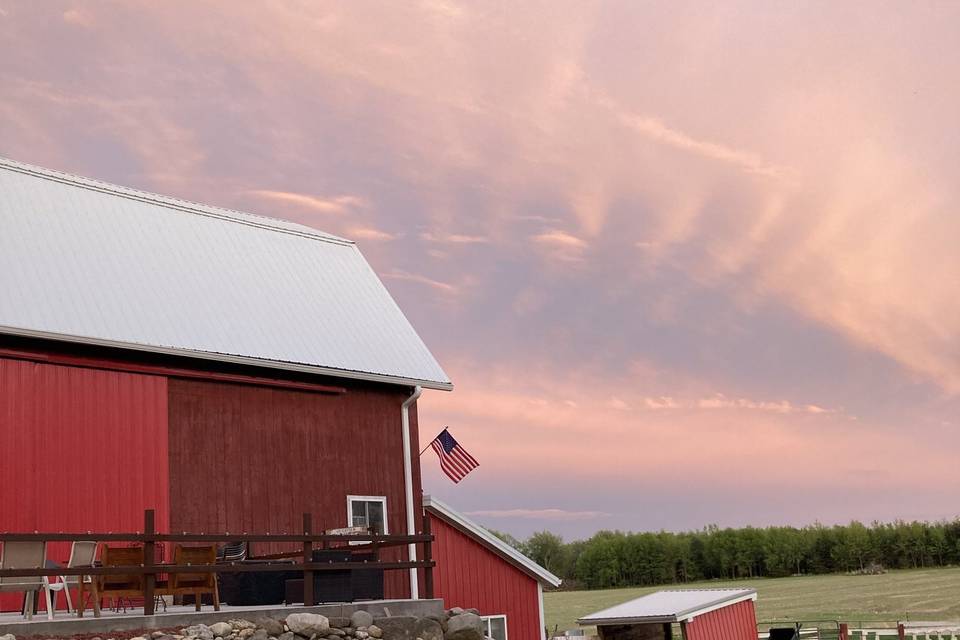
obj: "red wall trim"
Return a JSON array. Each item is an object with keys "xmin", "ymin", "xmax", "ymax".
[{"xmin": 0, "ymin": 347, "xmax": 346, "ymax": 395}]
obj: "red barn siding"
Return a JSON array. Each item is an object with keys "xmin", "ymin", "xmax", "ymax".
[
  {"xmin": 0, "ymin": 356, "xmax": 169, "ymax": 611},
  {"xmin": 431, "ymin": 515, "xmax": 543, "ymax": 640},
  {"xmin": 682, "ymin": 599, "xmax": 757, "ymax": 640},
  {"xmin": 167, "ymin": 378, "xmax": 421, "ymax": 599}
]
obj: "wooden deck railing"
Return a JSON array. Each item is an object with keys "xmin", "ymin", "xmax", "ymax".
[{"xmin": 0, "ymin": 509, "xmax": 435, "ymax": 615}]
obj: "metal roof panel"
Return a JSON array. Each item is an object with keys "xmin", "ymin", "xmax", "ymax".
[
  {"xmin": 0, "ymin": 157, "xmax": 451, "ymax": 389},
  {"xmin": 578, "ymin": 588, "xmax": 757, "ymax": 625}
]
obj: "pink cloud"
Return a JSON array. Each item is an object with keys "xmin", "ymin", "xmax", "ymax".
[
  {"xmin": 420, "ymin": 231, "xmax": 488, "ymax": 244},
  {"xmin": 381, "ymin": 269, "xmax": 459, "ymax": 294},
  {"xmin": 465, "ymin": 509, "xmax": 610, "ymax": 521},
  {"xmin": 348, "ymin": 226, "xmax": 396, "ymax": 242},
  {"xmin": 246, "ymin": 190, "xmax": 366, "ymax": 215}
]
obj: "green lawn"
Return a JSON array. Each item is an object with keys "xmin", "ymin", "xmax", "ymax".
[{"xmin": 544, "ymin": 567, "xmax": 960, "ymax": 634}]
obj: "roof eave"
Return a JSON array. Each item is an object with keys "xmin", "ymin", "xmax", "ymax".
[
  {"xmin": 0, "ymin": 325, "xmax": 454, "ymax": 391},
  {"xmin": 578, "ymin": 616, "xmax": 677, "ymax": 626}
]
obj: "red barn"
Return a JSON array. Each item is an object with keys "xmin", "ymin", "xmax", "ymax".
[
  {"xmin": 578, "ymin": 588, "xmax": 758, "ymax": 640},
  {"xmin": 424, "ymin": 496, "xmax": 562, "ymax": 640},
  {"xmin": 0, "ymin": 157, "xmax": 452, "ymax": 608}
]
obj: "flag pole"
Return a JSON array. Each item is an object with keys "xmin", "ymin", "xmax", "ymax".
[{"xmin": 419, "ymin": 427, "xmax": 447, "ymax": 456}]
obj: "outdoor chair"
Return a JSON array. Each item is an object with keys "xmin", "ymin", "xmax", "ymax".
[
  {"xmin": 41, "ymin": 540, "xmax": 97, "ymax": 618},
  {"xmin": 218, "ymin": 541, "xmax": 248, "ymax": 563},
  {"xmin": 83, "ymin": 545, "xmax": 144, "ymax": 617},
  {"xmin": 158, "ymin": 544, "xmax": 220, "ymax": 611},
  {"xmin": 0, "ymin": 541, "xmax": 47, "ymax": 620}
]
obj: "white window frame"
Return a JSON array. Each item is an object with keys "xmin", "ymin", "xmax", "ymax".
[
  {"xmin": 346, "ymin": 495, "xmax": 389, "ymax": 539},
  {"xmin": 482, "ymin": 615, "xmax": 508, "ymax": 640}
]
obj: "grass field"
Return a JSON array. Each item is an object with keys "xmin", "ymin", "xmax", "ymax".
[{"xmin": 544, "ymin": 567, "xmax": 960, "ymax": 634}]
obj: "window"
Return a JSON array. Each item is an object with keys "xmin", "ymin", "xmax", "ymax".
[
  {"xmin": 346, "ymin": 495, "xmax": 388, "ymax": 535},
  {"xmin": 482, "ymin": 615, "xmax": 508, "ymax": 640}
]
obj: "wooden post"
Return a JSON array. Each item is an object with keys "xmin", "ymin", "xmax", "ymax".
[
  {"xmin": 662, "ymin": 623, "xmax": 672, "ymax": 639},
  {"xmin": 897, "ymin": 623, "xmax": 906, "ymax": 640},
  {"xmin": 143, "ymin": 509, "xmax": 156, "ymax": 616},
  {"xmin": 302, "ymin": 513, "xmax": 314, "ymax": 607},
  {"xmin": 422, "ymin": 511, "xmax": 434, "ymax": 599},
  {"xmin": 839, "ymin": 623, "xmax": 848, "ymax": 640}
]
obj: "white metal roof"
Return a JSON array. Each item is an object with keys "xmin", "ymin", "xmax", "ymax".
[
  {"xmin": 423, "ymin": 495, "xmax": 562, "ymax": 588},
  {"xmin": 578, "ymin": 588, "xmax": 757, "ymax": 625},
  {"xmin": 0, "ymin": 157, "xmax": 451, "ymax": 390}
]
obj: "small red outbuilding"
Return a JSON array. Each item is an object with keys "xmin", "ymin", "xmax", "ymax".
[
  {"xmin": 424, "ymin": 496, "xmax": 562, "ymax": 640},
  {"xmin": 578, "ymin": 588, "xmax": 758, "ymax": 640}
]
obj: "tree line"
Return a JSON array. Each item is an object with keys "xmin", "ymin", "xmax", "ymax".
[{"xmin": 489, "ymin": 519, "xmax": 960, "ymax": 590}]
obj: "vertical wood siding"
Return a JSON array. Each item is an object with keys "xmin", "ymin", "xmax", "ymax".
[
  {"xmin": 431, "ymin": 516, "xmax": 543, "ymax": 640},
  {"xmin": 682, "ymin": 599, "xmax": 758, "ymax": 640},
  {"xmin": 166, "ymin": 378, "xmax": 421, "ymax": 599},
  {"xmin": 0, "ymin": 357, "xmax": 169, "ymax": 611}
]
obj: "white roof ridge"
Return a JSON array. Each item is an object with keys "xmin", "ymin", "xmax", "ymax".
[
  {"xmin": 0, "ymin": 156, "xmax": 353, "ymax": 247},
  {"xmin": 423, "ymin": 495, "xmax": 562, "ymax": 588}
]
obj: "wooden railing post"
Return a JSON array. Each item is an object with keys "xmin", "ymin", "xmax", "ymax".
[
  {"xmin": 897, "ymin": 623, "xmax": 906, "ymax": 640},
  {"xmin": 143, "ymin": 509, "xmax": 156, "ymax": 616},
  {"xmin": 422, "ymin": 511, "xmax": 434, "ymax": 599},
  {"xmin": 302, "ymin": 513, "xmax": 314, "ymax": 607},
  {"xmin": 838, "ymin": 623, "xmax": 848, "ymax": 640}
]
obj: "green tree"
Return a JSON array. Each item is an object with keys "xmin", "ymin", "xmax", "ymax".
[{"xmin": 526, "ymin": 531, "xmax": 567, "ymax": 576}]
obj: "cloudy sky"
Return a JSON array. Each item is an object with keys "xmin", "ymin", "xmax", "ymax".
[{"xmin": 2, "ymin": 1, "xmax": 959, "ymax": 539}]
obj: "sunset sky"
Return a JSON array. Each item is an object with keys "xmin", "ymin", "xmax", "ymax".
[{"xmin": 2, "ymin": 2, "xmax": 959, "ymax": 539}]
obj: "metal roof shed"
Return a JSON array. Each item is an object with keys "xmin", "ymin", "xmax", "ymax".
[{"xmin": 578, "ymin": 588, "xmax": 758, "ymax": 640}]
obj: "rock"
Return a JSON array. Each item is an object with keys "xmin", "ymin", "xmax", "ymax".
[
  {"xmin": 212, "ymin": 623, "xmax": 234, "ymax": 638},
  {"xmin": 448, "ymin": 608, "xmax": 465, "ymax": 616},
  {"xmin": 424, "ymin": 616, "xmax": 448, "ymax": 633},
  {"xmin": 351, "ymin": 610, "xmax": 374, "ymax": 629},
  {"xmin": 327, "ymin": 630, "xmax": 347, "ymax": 637},
  {"xmin": 355, "ymin": 632, "xmax": 369, "ymax": 640},
  {"xmin": 372, "ymin": 617, "xmax": 420, "ymax": 640},
  {"xmin": 368, "ymin": 626, "xmax": 382, "ymax": 639},
  {"xmin": 412, "ymin": 618, "xmax": 443, "ymax": 640},
  {"xmin": 328, "ymin": 617, "xmax": 352, "ymax": 629},
  {"xmin": 183, "ymin": 625, "xmax": 215, "ymax": 640},
  {"xmin": 279, "ymin": 633, "xmax": 296, "ymax": 640},
  {"xmin": 154, "ymin": 633, "xmax": 169, "ymax": 639},
  {"xmin": 444, "ymin": 613, "xmax": 483, "ymax": 640},
  {"xmin": 465, "ymin": 610, "xmax": 479, "ymax": 617},
  {"xmin": 131, "ymin": 636, "xmax": 148, "ymax": 640},
  {"xmin": 258, "ymin": 620, "xmax": 286, "ymax": 638},
  {"xmin": 0, "ymin": 636, "xmax": 16, "ymax": 640},
  {"xmin": 235, "ymin": 621, "xmax": 259, "ymax": 631},
  {"xmin": 240, "ymin": 630, "xmax": 256, "ymax": 640},
  {"xmin": 286, "ymin": 613, "xmax": 331, "ymax": 638},
  {"xmin": 251, "ymin": 630, "xmax": 269, "ymax": 640}
]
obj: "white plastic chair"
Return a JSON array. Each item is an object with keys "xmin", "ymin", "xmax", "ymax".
[
  {"xmin": 0, "ymin": 541, "xmax": 47, "ymax": 620},
  {"xmin": 41, "ymin": 541, "xmax": 98, "ymax": 619}
]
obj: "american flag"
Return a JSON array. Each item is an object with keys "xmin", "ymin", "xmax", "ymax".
[{"xmin": 430, "ymin": 428, "xmax": 479, "ymax": 483}]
